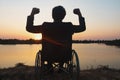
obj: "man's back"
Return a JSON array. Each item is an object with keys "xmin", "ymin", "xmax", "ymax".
[{"xmin": 41, "ymin": 22, "xmax": 73, "ymax": 62}]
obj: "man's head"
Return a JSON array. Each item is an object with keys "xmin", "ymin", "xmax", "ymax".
[{"xmin": 52, "ymin": 6, "xmax": 66, "ymax": 22}]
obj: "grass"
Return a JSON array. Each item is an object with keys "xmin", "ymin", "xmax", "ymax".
[{"xmin": 0, "ymin": 63, "xmax": 120, "ymax": 80}]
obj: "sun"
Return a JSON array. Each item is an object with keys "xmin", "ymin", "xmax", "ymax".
[{"xmin": 34, "ymin": 34, "xmax": 42, "ymax": 40}]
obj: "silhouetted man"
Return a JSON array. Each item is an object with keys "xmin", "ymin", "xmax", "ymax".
[{"xmin": 26, "ymin": 6, "xmax": 86, "ymax": 69}]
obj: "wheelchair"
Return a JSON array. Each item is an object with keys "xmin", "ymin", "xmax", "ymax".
[{"xmin": 35, "ymin": 49, "xmax": 80, "ymax": 80}]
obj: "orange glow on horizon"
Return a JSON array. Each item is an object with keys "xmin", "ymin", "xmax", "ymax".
[{"xmin": 34, "ymin": 34, "xmax": 42, "ymax": 40}]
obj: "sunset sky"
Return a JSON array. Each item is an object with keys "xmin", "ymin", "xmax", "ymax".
[{"xmin": 0, "ymin": 0, "xmax": 120, "ymax": 40}]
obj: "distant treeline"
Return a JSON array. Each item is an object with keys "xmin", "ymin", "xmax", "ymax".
[
  {"xmin": 0, "ymin": 39, "xmax": 120, "ymax": 47},
  {"xmin": 73, "ymin": 39, "xmax": 120, "ymax": 47},
  {"xmin": 0, "ymin": 39, "xmax": 42, "ymax": 44}
]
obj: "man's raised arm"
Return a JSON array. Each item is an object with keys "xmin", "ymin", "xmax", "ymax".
[
  {"xmin": 26, "ymin": 8, "xmax": 43, "ymax": 33},
  {"xmin": 73, "ymin": 8, "xmax": 86, "ymax": 33}
]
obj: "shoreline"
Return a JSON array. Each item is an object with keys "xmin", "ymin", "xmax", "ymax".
[
  {"xmin": 0, "ymin": 63, "xmax": 120, "ymax": 80},
  {"xmin": 0, "ymin": 39, "xmax": 120, "ymax": 48}
]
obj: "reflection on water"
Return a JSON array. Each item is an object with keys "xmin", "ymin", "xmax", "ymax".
[
  {"xmin": 0, "ymin": 44, "xmax": 120, "ymax": 69},
  {"xmin": 0, "ymin": 45, "xmax": 41, "ymax": 68},
  {"xmin": 73, "ymin": 44, "xmax": 120, "ymax": 69}
]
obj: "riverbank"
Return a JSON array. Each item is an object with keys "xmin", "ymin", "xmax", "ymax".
[
  {"xmin": 0, "ymin": 39, "xmax": 120, "ymax": 48},
  {"xmin": 0, "ymin": 63, "xmax": 120, "ymax": 80}
]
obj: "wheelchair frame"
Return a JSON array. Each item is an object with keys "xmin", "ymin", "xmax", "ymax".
[{"xmin": 35, "ymin": 50, "xmax": 80, "ymax": 80}]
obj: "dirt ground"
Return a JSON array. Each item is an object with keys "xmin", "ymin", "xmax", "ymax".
[{"xmin": 0, "ymin": 64, "xmax": 120, "ymax": 80}]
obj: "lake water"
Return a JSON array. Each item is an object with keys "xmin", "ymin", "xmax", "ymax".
[{"xmin": 0, "ymin": 44, "xmax": 120, "ymax": 70}]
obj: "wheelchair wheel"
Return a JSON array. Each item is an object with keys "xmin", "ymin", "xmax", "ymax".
[
  {"xmin": 71, "ymin": 50, "xmax": 80, "ymax": 80},
  {"xmin": 35, "ymin": 50, "xmax": 42, "ymax": 80},
  {"xmin": 35, "ymin": 50, "xmax": 50, "ymax": 80}
]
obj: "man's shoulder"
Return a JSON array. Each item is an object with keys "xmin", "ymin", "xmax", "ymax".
[
  {"xmin": 42, "ymin": 22, "xmax": 73, "ymax": 28},
  {"xmin": 43, "ymin": 22, "xmax": 72, "ymax": 24},
  {"xmin": 62, "ymin": 22, "xmax": 73, "ymax": 27},
  {"xmin": 42, "ymin": 22, "xmax": 52, "ymax": 25},
  {"xmin": 63, "ymin": 22, "xmax": 72, "ymax": 25}
]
